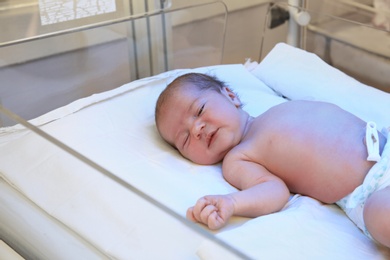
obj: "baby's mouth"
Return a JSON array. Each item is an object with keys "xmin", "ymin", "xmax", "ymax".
[{"xmin": 207, "ymin": 129, "xmax": 218, "ymax": 148}]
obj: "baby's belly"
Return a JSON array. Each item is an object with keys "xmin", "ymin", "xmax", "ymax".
[
  {"xmin": 281, "ymin": 159, "xmax": 374, "ymax": 204},
  {"xmin": 266, "ymin": 134, "xmax": 376, "ymax": 204},
  {"xmin": 256, "ymin": 112, "xmax": 386, "ymax": 203}
]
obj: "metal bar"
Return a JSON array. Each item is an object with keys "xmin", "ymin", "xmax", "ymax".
[
  {"xmin": 145, "ymin": 0, "xmax": 154, "ymax": 75},
  {"xmin": 160, "ymin": 0, "xmax": 169, "ymax": 72},
  {"xmin": 129, "ymin": 0, "xmax": 140, "ymax": 79}
]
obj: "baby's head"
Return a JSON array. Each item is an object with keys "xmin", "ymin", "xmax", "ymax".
[{"xmin": 155, "ymin": 73, "xmax": 245, "ymax": 165}]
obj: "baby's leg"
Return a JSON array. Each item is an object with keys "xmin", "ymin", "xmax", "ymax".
[{"xmin": 364, "ymin": 186, "xmax": 390, "ymax": 247}]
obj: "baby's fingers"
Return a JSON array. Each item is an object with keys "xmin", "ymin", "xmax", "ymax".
[
  {"xmin": 207, "ymin": 211, "xmax": 226, "ymax": 230},
  {"xmin": 188, "ymin": 204, "xmax": 223, "ymax": 229},
  {"xmin": 191, "ymin": 197, "xmax": 210, "ymax": 222},
  {"xmin": 186, "ymin": 207, "xmax": 197, "ymax": 222},
  {"xmin": 200, "ymin": 204, "xmax": 218, "ymax": 224}
]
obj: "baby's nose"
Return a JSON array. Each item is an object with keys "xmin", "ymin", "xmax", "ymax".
[{"xmin": 192, "ymin": 120, "xmax": 205, "ymax": 139}]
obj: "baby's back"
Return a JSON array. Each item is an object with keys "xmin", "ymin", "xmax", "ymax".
[{"xmin": 242, "ymin": 100, "xmax": 382, "ymax": 203}]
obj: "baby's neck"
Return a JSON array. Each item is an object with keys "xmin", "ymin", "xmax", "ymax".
[{"xmin": 242, "ymin": 112, "xmax": 254, "ymax": 138}]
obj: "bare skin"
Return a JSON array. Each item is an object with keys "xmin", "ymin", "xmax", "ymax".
[
  {"xmin": 156, "ymin": 82, "xmax": 389, "ymax": 246},
  {"xmin": 364, "ymin": 186, "xmax": 390, "ymax": 247}
]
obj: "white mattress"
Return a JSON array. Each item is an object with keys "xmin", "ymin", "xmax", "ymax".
[{"xmin": 1, "ymin": 43, "xmax": 390, "ymax": 259}]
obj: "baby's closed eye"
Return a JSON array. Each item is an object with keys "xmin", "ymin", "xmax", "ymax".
[{"xmin": 198, "ymin": 104, "xmax": 205, "ymax": 116}]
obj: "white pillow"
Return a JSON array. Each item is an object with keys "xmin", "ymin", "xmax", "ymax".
[{"xmin": 251, "ymin": 43, "xmax": 390, "ymax": 130}]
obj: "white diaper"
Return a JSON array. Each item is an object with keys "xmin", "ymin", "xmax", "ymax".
[{"xmin": 336, "ymin": 126, "xmax": 390, "ymax": 238}]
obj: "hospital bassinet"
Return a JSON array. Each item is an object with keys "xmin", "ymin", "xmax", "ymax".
[{"xmin": 1, "ymin": 0, "xmax": 390, "ymax": 259}]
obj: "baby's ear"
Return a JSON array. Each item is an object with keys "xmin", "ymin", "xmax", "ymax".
[{"xmin": 222, "ymin": 87, "xmax": 242, "ymax": 108}]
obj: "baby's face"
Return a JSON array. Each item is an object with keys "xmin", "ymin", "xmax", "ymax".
[{"xmin": 158, "ymin": 83, "xmax": 245, "ymax": 165}]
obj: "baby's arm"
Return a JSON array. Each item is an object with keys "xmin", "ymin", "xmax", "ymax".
[
  {"xmin": 225, "ymin": 160, "xmax": 290, "ymax": 217},
  {"xmin": 187, "ymin": 159, "xmax": 290, "ymax": 229}
]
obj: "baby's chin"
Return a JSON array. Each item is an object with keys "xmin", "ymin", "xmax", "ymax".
[{"xmin": 187, "ymin": 152, "xmax": 225, "ymax": 165}]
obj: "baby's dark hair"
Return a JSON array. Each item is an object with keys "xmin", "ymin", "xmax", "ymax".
[
  {"xmin": 155, "ymin": 73, "xmax": 228, "ymax": 128},
  {"xmin": 170, "ymin": 72, "xmax": 226, "ymax": 92}
]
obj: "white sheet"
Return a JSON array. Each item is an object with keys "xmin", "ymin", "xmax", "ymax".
[
  {"xmin": 1, "ymin": 44, "xmax": 390, "ymax": 259},
  {"xmin": 199, "ymin": 196, "xmax": 387, "ymax": 259}
]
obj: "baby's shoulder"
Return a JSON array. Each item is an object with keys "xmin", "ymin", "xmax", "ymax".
[{"xmin": 223, "ymin": 139, "xmax": 260, "ymax": 167}]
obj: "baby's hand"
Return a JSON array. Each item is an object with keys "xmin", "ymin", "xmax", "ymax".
[{"xmin": 186, "ymin": 195, "xmax": 235, "ymax": 230}]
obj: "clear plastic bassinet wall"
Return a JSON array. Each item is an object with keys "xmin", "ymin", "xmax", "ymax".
[
  {"xmin": 0, "ymin": 0, "xmax": 229, "ymax": 127},
  {"xmin": 266, "ymin": 0, "xmax": 390, "ymax": 93},
  {"xmin": 307, "ymin": 0, "xmax": 390, "ymax": 93},
  {"xmin": 1, "ymin": 0, "xmax": 390, "ymax": 127}
]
